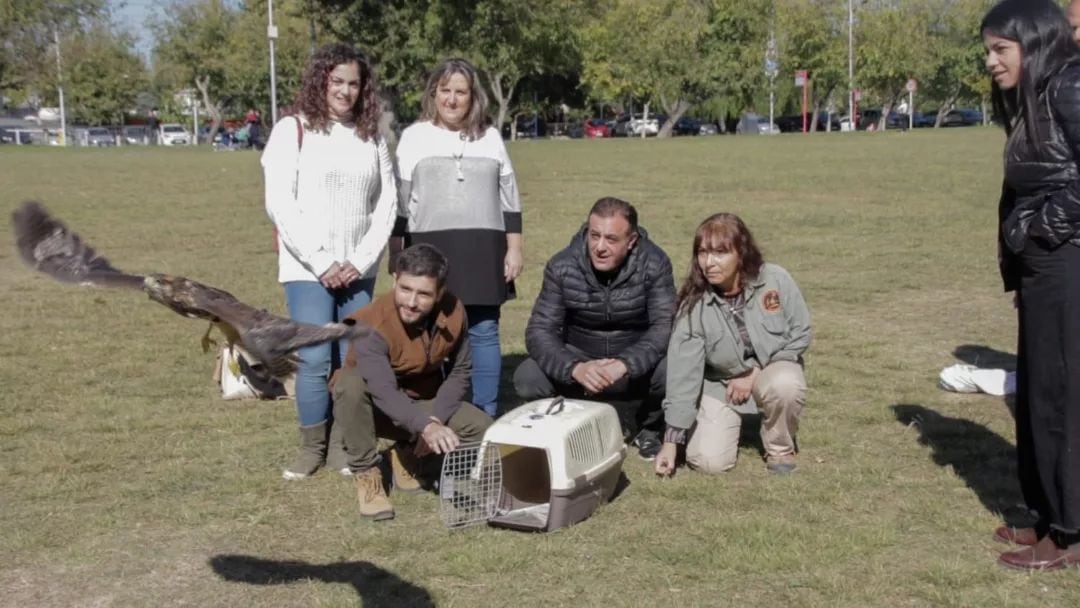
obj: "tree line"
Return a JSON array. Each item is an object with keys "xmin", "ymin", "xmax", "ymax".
[{"xmin": 1, "ymin": 0, "xmax": 1019, "ymax": 137}]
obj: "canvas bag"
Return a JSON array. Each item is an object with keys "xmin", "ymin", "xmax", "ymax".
[{"xmin": 212, "ymin": 341, "xmax": 294, "ymax": 400}]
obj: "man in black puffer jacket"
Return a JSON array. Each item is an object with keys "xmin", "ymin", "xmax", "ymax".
[{"xmin": 513, "ymin": 197, "xmax": 675, "ymax": 459}]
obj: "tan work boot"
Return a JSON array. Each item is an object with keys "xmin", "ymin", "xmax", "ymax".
[
  {"xmin": 389, "ymin": 445, "xmax": 423, "ymax": 493},
  {"xmin": 354, "ymin": 467, "xmax": 394, "ymax": 521}
]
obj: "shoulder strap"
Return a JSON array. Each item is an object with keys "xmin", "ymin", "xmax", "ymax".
[{"xmin": 293, "ymin": 115, "xmax": 303, "ymax": 150}]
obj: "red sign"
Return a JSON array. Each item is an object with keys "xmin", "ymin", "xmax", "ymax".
[
  {"xmin": 853, "ymin": 88, "xmax": 862, "ymax": 102},
  {"xmin": 795, "ymin": 70, "xmax": 808, "ymax": 87}
]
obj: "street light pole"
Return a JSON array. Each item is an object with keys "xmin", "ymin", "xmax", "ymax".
[
  {"xmin": 268, "ymin": 0, "xmax": 279, "ymax": 125},
  {"xmin": 848, "ymin": 0, "xmax": 855, "ymax": 131},
  {"xmin": 53, "ymin": 25, "xmax": 67, "ymax": 147},
  {"xmin": 766, "ymin": 23, "xmax": 778, "ymax": 135}
]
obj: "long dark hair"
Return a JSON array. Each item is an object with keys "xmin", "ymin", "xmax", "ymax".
[
  {"xmin": 981, "ymin": 0, "xmax": 1080, "ymax": 152},
  {"xmin": 419, "ymin": 58, "xmax": 491, "ymax": 141},
  {"xmin": 291, "ymin": 43, "xmax": 381, "ymax": 141},
  {"xmin": 675, "ymin": 213, "xmax": 765, "ymax": 320}
]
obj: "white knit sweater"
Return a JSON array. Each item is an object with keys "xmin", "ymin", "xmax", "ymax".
[{"xmin": 261, "ymin": 116, "xmax": 397, "ymax": 283}]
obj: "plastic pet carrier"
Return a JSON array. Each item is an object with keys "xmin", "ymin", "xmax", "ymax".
[{"xmin": 439, "ymin": 397, "xmax": 626, "ymax": 532}]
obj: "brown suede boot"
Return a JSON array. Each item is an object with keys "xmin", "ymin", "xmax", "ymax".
[
  {"xmin": 355, "ymin": 467, "xmax": 394, "ymax": 521},
  {"xmin": 390, "ymin": 445, "xmax": 423, "ymax": 493}
]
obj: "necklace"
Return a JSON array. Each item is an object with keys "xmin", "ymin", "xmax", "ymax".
[{"xmin": 451, "ymin": 131, "xmax": 467, "ymax": 181}]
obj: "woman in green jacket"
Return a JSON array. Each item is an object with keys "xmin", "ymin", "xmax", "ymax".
[{"xmin": 655, "ymin": 213, "xmax": 811, "ymax": 476}]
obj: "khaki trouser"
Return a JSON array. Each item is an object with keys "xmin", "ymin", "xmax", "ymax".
[
  {"xmin": 686, "ymin": 361, "xmax": 806, "ymax": 474},
  {"xmin": 331, "ymin": 369, "xmax": 493, "ymax": 472}
]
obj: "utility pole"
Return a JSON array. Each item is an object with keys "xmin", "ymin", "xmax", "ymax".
[
  {"xmin": 53, "ymin": 25, "xmax": 67, "ymax": 147},
  {"xmin": 268, "ymin": 0, "xmax": 279, "ymax": 125}
]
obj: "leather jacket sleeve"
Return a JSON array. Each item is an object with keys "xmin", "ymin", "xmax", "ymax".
[{"xmin": 1034, "ymin": 74, "xmax": 1080, "ymax": 248}]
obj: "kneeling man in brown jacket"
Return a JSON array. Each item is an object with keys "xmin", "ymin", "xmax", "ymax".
[{"xmin": 332, "ymin": 243, "xmax": 492, "ymax": 521}]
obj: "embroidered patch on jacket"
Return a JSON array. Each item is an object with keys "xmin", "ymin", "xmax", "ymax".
[{"xmin": 761, "ymin": 289, "xmax": 782, "ymax": 313}]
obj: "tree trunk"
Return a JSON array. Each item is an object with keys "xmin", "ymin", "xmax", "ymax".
[
  {"xmin": 878, "ymin": 89, "xmax": 902, "ymax": 131},
  {"xmin": 810, "ymin": 84, "xmax": 836, "ymax": 133},
  {"xmin": 657, "ymin": 98, "xmax": 691, "ymax": 138},
  {"xmin": 933, "ymin": 84, "xmax": 961, "ymax": 129},
  {"xmin": 640, "ymin": 101, "xmax": 650, "ymax": 139},
  {"xmin": 194, "ymin": 75, "xmax": 221, "ymax": 145},
  {"xmin": 486, "ymin": 70, "xmax": 516, "ymax": 135}
]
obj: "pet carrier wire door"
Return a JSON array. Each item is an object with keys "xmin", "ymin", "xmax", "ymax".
[
  {"xmin": 439, "ymin": 397, "xmax": 626, "ymax": 532},
  {"xmin": 438, "ymin": 441, "xmax": 503, "ymax": 528}
]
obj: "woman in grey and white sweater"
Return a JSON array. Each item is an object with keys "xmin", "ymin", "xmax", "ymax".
[{"xmin": 262, "ymin": 43, "xmax": 397, "ymax": 480}]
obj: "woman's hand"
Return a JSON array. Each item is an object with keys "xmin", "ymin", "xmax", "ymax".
[
  {"xmin": 338, "ymin": 261, "xmax": 361, "ymax": 286},
  {"xmin": 320, "ymin": 262, "xmax": 344, "ymax": 289},
  {"xmin": 726, "ymin": 367, "xmax": 761, "ymax": 405},
  {"xmin": 654, "ymin": 442, "xmax": 678, "ymax": 476},
  {"xmin": 504, "ymin": 246, "xmax": 523, "ymax": 282}
]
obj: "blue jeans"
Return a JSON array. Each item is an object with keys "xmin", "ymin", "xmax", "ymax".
[
  {"xmin": 466, "ymin": 305, "xmax": 501, "ymax": 417},
  {"xmin": 284, "ymin": 279, "xmax": 376, "ymax": 426}
]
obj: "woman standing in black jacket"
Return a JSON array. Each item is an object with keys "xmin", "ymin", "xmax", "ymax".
[{"xmin": 983, "ymin": 0, "xmax": 1080, "ymax": 570}]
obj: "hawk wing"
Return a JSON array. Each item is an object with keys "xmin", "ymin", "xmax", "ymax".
[
  {"xmin": 191, "ymin": 285, "xmax": 368, "ymax": 378},
  {"xmin": 13, "ymin": 201, "xmax": 367, "ymax": 380},
  {"xmin": 12, "ymin": 201, "xmax": 144, "ymax": 289}
]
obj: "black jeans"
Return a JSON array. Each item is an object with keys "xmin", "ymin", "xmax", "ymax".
[
  {"xmin": 1016, "ymin": 238, "xmax": 1080, "ymax": 545},
  {"xmin": 512, "ymin": 346, "xmax": 666, "ymax": 438}
]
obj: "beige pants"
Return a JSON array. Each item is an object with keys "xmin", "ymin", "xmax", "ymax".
[{"xmin": 686, "ymin": 361, "xmax": 806, "ymax": 474}]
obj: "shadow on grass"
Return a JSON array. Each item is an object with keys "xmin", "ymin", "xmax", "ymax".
[
  {"xmin": 209, "ymin": 554, "xmax": 434, "ymax": 607},
  {"xmin": 953, "ymin": 344, "xmax": 1016, "ymax": 371},
  {"xmin": 890, "ymin": 404, "xmax": 1033, "ymax": 527}
]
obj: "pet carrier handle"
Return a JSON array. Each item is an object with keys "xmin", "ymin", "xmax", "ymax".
[{"xmin": 544, "ymin": 396, "xmax": 566, "ymax": 415}]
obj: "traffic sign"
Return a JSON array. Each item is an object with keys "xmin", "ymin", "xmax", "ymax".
[
  {"xmin": 906, "ymin": 78, "xmax": 918, "ymax": 93},
  {"xmin": 795, "ymin": 70, "xmax": 808, "ymax": 87}
]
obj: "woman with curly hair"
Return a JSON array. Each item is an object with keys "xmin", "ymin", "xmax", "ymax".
[
  {"xmin": 261, "ymin": 43, "xmax": 396, "ymax": 480},
  {"xmin": 654, "ymin": 213, "xmax": 811, "ymax": 477},
  {"xmin": 392, "ymin": 58, "xmax": 524, "ymax": 418}
]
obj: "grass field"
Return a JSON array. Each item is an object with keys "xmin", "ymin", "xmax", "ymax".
[{"xmin": 2, "ymin": 129, "xmax": 1079, "ymax": 607}]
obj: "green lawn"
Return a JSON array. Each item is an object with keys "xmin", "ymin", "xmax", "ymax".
[{"xmin": 2, "ymin": 130, "xmax": 1078, "ymax": 607}]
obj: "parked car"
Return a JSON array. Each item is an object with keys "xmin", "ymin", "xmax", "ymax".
[
  {"xmin": 857, "ymin": 109, "xmax": 882, "ymax": 130},
  {"xmin": 504, "ymin": 114, "xmax": 546, "ymax": 139},
  {"xmin": 909, "ymin": 112, "xmax": 936, "ymax": 128},
  {"xmin": 583, "ymin": 118, "xmax": 611, "ymax": 138},
  {"xmin": 672, "ymin": 116, "xmax": 701, "ymax": 136},
  {"xmin": 84, "ymin": 127, "xmax": 116, "ymax": 147},
  {"xmin": 630, "ymin": 114, "xmax": 659, "ymax": 136},
  {"xmin": 121, "ymin": 125, "xmax": 150, "ymax": 145},
  {"xmin": 698, "ymin": 121, "xmax": 719, "ymax": 135},
  {"xmin": 614, "ymin": 113, "xmax": 659, "ymax": 137},
  {"xmin": 735, "ymin": 113, "xmax": 779, "ymax": 135},
  {"xmin": 944, "ymin": 108, "xmax": 984, "ymax": 126},
  {"xmin": 159, "ymin": 123, "xmax": 190, "ymax": 146}
]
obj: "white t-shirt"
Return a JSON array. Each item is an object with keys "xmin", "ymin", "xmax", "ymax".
[{"xmin": 261, "ymin": 116, "xmax": 397, "ymax": 283}]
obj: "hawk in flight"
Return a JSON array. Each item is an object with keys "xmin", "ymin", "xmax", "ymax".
[{"xmin": 12, "ymin": 201, "xmax": 367, "ymax": 379}]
